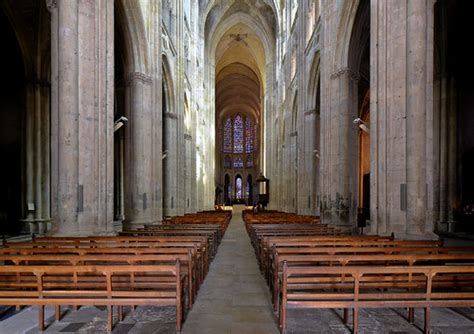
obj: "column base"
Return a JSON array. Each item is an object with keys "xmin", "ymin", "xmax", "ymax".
[
  {"xmin": 123, "ymin": 219, "xmax": 159, "ymax": 231},
  {"xmin": 393, "ymin": 231, "xmax": 440, "ymax": 240},
  {"xmin": 20, "ymin": 219, "xmax": 51, "ymax": 235}
]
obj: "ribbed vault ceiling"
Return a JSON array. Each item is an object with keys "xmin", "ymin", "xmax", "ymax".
[{"xmin": 215, "ymin": 23, "xmax": 265, "ymax": 123}]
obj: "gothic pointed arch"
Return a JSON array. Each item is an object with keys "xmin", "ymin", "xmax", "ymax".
[{"xmin": 115, "ymin": 0, "xmax": 149, "ymax": 74}]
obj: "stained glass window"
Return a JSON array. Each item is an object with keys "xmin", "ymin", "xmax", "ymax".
[
  {"xmin": 236, "ymin": 177, "xmax": 242, "ymax": 199},
  {"xmin": 254, "ymin": 123, "xmax": 258, "ymax": 148},
  {"xmin": 245, "ymin": 180, "xmax": 250, "ymax": 199},
  {"xmin": 223, "ymin": 117, "xmax": 232, "ymax": 153},
  {"xmin": 246, "ymin": 155, "xmax": 253, "ymax": 168},
  {"xmin": 233, "ymin": 115, "xmax": 243, "ymax": 153},
  {"xmin": 234, "ymin": 157, "xmax": 244, "ymax": 168},
  {"xmin": 224, "ymin": 156, "xmax": 232, "ymax": 169},
  {"xmin": 245, "ymin": 117, "xmax": 254, "ymax": 153}
]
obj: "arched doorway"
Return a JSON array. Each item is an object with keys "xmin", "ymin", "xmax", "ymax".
[{"xmin": 0, "ymin": 9, "xmax": 24, "ymax": 236}]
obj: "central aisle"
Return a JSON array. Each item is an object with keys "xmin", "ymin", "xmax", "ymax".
[{"xmin": 182, "ymin": 206, "xmax": 279, "ymax": 333}]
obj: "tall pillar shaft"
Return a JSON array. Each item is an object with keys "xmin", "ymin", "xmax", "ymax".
[
  {"xmin": 320, "ymin": 69, "xmax": 358, "ymax": 226},
  {"xmin": 124, "ymin": 74, "xmax": 155, "ymax": 229},
  {"xmin": 50, "ymin": 0, "xmax": 114, "ymax": 235},
  {"xmin": 370, "ymin": 0, "xmax": 436, "ymax": 238},
  {"xmin": 23, "ymin": 81, "xmax": 51, "ymax": 235},
  {"xmin": 406, "ymin": 0, "xmax": 428, "ymax": 235}
]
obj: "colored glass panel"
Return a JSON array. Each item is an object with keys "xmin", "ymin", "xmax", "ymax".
[
  {"xmin": 236, "ymin": 177, "xmax": 242, "ymax": 199},
  {"xmin": 223, "ymin": 117, "xmax": 232, "ymax": 153},
  {"xmin": 234, "ymin": 115, "xmax": 243, "ymax": 153},
  {"xmin": 234, "ymin": 157, "xmax": 244, "ymax": 168},
  {"xmin": 245, "ymin": 117, "xmax": 254, "ymax": 153}
]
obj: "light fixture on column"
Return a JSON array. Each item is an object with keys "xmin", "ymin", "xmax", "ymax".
[
  {"xmin": 353, "ymin": 117, "xmax": 370, "ymax": 134},
  {"xmin": 114, "ymin": 116, "xmax": 128, "ymax": 132}
]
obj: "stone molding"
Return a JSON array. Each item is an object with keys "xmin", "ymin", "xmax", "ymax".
[
  {"xmin": 125, "ymin": 72, "xmax": 153, "ymax": 86},
  {"xmin": 304, "ymin": 108, "xmax": 319, "ymax": 116},
  {"xmin": 45, "ymin": 0, "xmax": 57, "ymax": 11},
  {"xmin": 163, "ymin": 112, "xmax": 178, "ymax": 120},
  {"xmin": 330, "ymin": 67, "xmax": 360, "ymax": 81}
]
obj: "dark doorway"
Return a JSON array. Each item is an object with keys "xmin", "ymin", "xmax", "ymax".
[
  {"xmin": 0, "ymin": 9, "xmax": 24, "ymax": 236},
  {"xmin": 247, "ymin": 174, "xmax": 253, "ymax": 205},
  {"xmin": 224, "ymin": 174, "xmax": 230, "ymax": 206}
]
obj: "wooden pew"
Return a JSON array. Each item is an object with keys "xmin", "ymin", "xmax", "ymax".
[
  {"xmin": 256, "ymin": 235, "xmax": 399, "ymax": 272},
  {"xmin": 279, "ymin": 264, "xmax": 474, "ymax": 334},
  {"xmin": 271, "ymin": 249, "xmax": 474, "ymax": 312},
  {"xmin": 28, "ymin": 236, "xmax": 211, "ymax": 274},
  {"xmin": 0, "ymin": 263, "xmax": 186, "ymax": 332},
  {"xmin": 118, "ymin": 230, "xmax": 219, "ymax": 256},
  {"xmin": 6, "ymin": 240, "xmax": 209, "ymax": 285},
  {"xmin": 0, "ymin": 251, "xmax": 197, "ymax": 308}
]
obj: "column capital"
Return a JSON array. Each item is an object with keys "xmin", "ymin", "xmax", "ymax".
[
  {"xmin": 125, "ymin": 72, "xmax": 153, "ymax": 86},
  {"xmin": 163, "ymin": 112, "xmax": 178, "ymax": 120},
  {"xmin": 330, "ymin": 67, "xmax": 360, "ymax": 81}
]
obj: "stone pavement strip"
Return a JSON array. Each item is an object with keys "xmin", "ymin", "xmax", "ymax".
[{"xmin": 181, "ymin": 205, "xmax": 279, "ymax": 334}]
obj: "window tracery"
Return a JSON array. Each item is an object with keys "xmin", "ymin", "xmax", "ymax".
[{"xmin": 223, "ymin": 117, "xmax": 232, "ymax": 153}]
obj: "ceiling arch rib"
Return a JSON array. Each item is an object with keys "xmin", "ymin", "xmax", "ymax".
[
  {"xmin": 215, "ymin": 80, "xmax": 259, "ymax": 96},
  {"xmin": 215, "ymin": 61, "xmax": 261, "ymax": 121},
  {"xmin": 216, "ymin": 87, "xmax": 260, "ymax": 107},
  {"xmin": 216, "ymin": 97, "xmax": 260, "ymax": 114}
]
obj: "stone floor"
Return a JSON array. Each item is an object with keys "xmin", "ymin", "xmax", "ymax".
[
  {"xmin": 180, "ymin": 205, "xmax": 279, "ymax": 334},
  {"xmin": 1, "ymin": 207, "xmax": 474, "ymax": 333}
]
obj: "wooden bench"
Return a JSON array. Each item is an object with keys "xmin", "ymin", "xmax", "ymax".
[
  {"xmin": 271, "ymin": 249, "xmax": 474, "ymax": 312},
  {"xmin": 8, "ymin": 241, "xmax": 208, "ymax": 281},
  {"xmin": 143, "ymin": 224, "xmax": 224, "ymax": 244},
  {"xmin": 0, "ymin": 263, "xmax": 186, "ymax": 332},
  {"xmin": 256, "ymin": 235, "xmax": 400, "ymax": 272},
  {"xmin": 0, "ymin": 251, "xmax": 197, "ymax": 308},
  {"xmin": 279, "ymin": 264, "xmax": 474, "ymax": 334},
  {"xmin": 118, "ymin": 230, "xmax": 219, "ymax": 256},
  {"xmin": 28, "ymin": 236, "xmax": 212, "ymax": 273}
]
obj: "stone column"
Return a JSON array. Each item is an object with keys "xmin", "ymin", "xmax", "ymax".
[
  {"xmin": 123, "ymin": 73, "xmax": 155, "ymax": 229},
  {"xmin": 35, "ymin": 83, "xmax": 51, "ymax": 234},
  {"xmin": 23, "ymin": 83, "xmax": 36, "ymax": 233},
  {"xmin": 163, "ymin": 110, "xmax": 179, "ymax": 217},
  {"xmin": 22, "ymin": 80, "xmax": 51, "ymax": 235},
  {"xmin": 320, "ymin": 67, "xmax": 358, "ymax": 226},
  {"xmin": 370, "ymin": 0, "xmax": 436, "ymax": 238},
  {"xmin": 49, "ymin": 0, "xmax": 114, "ymax": 235},
  {"xmin": 406, "ymin": 0, "xmax": 428, "ymax": 235}
]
